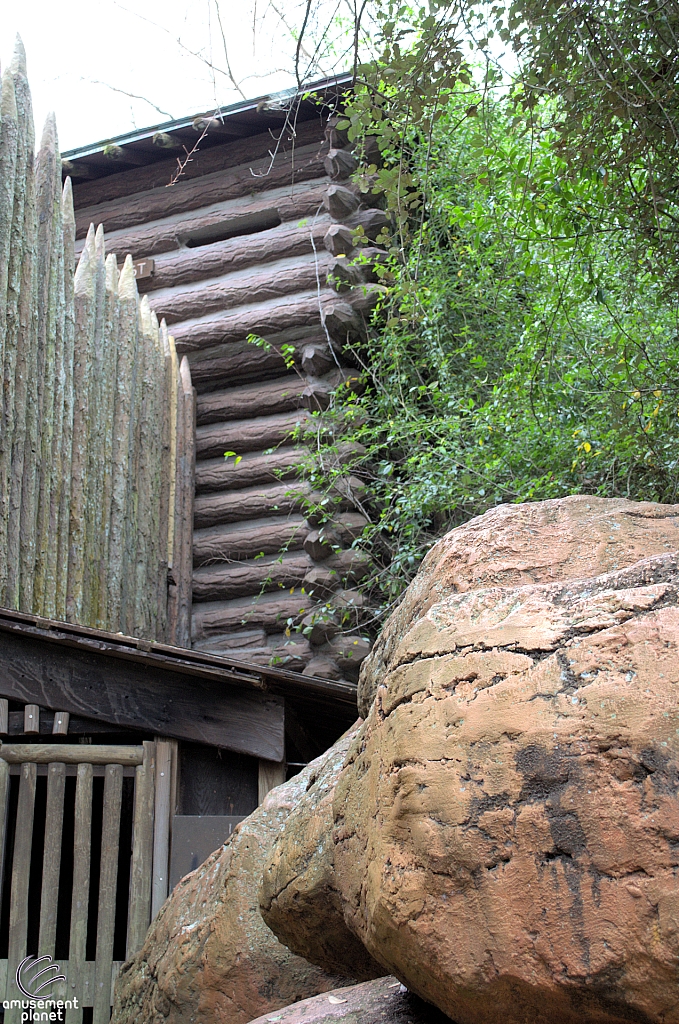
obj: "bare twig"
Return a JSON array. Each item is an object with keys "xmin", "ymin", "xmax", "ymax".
[
  {"xmin": 353, "ymin": 0, "xmax": 369, "ymax": 81},
  {"xmin": 214, "ymin": 0, "xmax": 248, "ymax": 98},
  {"xmin": 296, "ymin": 0, "xmax": 315, "ymax": 87},
  {"xmin": 167, "ymin": 119, "xmax": 212, "ymax": 186},
  {"xmin": 84, "ymin": 78, "xmax": 175, "ymax": 120}
]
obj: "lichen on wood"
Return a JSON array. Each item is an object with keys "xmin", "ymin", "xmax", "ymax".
[{"xmin": 0, "ymin": 47, "xmax": 184, "ymax": 641}]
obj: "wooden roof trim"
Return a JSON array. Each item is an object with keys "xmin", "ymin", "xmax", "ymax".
[
  {"xmin": 62, "ymin": 73, "xmax": 352, "ymax": 181},
  {"xmin": 0, "ymin": 607, "xmax": 357, "ymax": 706}
]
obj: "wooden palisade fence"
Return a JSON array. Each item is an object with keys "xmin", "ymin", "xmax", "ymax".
[{"xmin": 0, "ymin": 39, "xmax": 193, "ymax": 644}]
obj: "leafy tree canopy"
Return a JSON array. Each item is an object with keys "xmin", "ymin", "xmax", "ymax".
[{"xmin": 288, "ymin": 0, "xmax": 679, "ymax": 633}]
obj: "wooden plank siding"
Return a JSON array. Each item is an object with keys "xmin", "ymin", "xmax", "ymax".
[
  {"xmin": 70, "ymin": 108, "xmax": 378, "ymax": 682},
  {"xmin": 0, "ymin": 626, "xmax": 285, "ymax": 760}
]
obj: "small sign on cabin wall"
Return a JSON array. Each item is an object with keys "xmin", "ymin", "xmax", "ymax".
[
  {"xmin": 118, "ymin": 257, "xmax": 155, "ymax": 279},
  {"xmin": 132, "ymin": 258, "xmax": 154, "ymax": 279}
]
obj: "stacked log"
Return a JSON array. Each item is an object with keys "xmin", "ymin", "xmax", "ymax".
[
  {"xmin": 0, "ymin": 40, "xmax": 188, "ymax": 642},
  {"xmin": 66, "ymin": 82, "xmax": 385, "ymax": 676}
]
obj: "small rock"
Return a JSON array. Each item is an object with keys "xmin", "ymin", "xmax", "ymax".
[
  {"xmin": 303, "ymin": 656, "xmax": 343, "ymax": 681},
  {"xmin": 244, "ymin": 977, "xmax": 454, "ymax": 1024}
]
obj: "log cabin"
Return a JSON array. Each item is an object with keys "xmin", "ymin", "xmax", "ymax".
[{"xmin": 64, "ymin": 71, "xmax": 380, "ymax": 681}]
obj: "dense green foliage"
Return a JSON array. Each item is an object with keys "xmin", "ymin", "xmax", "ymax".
[
  {"xmin": 303, "ymin": 93, "xmax": 679, "ymax": 623},
  {"xmin": 473, "ymin": 0, "xmax": 679, "ymax": 273},
  {"xmin": 285, "ymin": 2, "xmax": 679, "ymax": 635}
]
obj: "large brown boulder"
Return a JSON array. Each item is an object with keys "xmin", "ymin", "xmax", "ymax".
[
  {"xmin": 335, "ymin": 526, "xmax": 679, "ymax": 1024},
  {"xmin": 245, "ymin": 976, "xmax": 455, "ymax": 1024},
  {"xmin": 260, "ymin": 721, "xmax": 385, "ymax": 981},
  {"xmin": 112, "ymin": 750, "xmax": 351, "ymax": 1024},
  {"xmin": 358, "ymin": 495, "xmax": 679, "ymax": 714}
]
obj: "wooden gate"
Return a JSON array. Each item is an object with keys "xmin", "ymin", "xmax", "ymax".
[{"xmin": 0, "ymin": 739, "xmax": 171, "ymax": 1023}]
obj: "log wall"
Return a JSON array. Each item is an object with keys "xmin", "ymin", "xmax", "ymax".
[
  {"xmin": 0, "ymin": 42, "xmax": 189, "ymax": 643},
  {"xmin": 70, "ymin": 97, "xmax": 380, "ymax": 679}
]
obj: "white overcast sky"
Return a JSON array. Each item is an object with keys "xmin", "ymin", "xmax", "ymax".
[{"xmin": 1, "ymin": 0, "xmax": 350, "ymax": 153}]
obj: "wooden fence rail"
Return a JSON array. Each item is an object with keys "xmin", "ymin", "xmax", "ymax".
[
  {"xmin": 0, "ymin": 39, "xmax": 192, "ymax": 642},
  {"xmin": 0, "ymin": 741, "xmax": 157, "ymax": 1023}
]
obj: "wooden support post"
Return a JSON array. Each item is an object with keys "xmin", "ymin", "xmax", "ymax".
[
  {"xmin": 0, "ymin": 758, "xmax": 9, "ymax": 899},
  {"xmin": 175, "ymin": 358, "xmax": 195, "ymax": 648},
  {"xmin": 93, "ymin": 763, "xmax": 123, "ymax": 1024},
  {"xmin": 23, "ymin": 703, "xmax": 39, "ymax": 734},
  {"xmin": 67, "ymin": 763, "xmax": 93, "ymax": 1022},
  {"xmin": 52, "ymin": 710, "xmax": 70, "ymax": 735},
  {"xmin": 258, "ymin": 759, "xmax": 286, "ymax": 804},
  {"xmin": 127, "ymin": 741, "xmax": 155, "ymax": 957},
  {"xmin": 0, "ymin": 699, "xmax": 8, "ymax": 736},
  {"xmin": 151, "ymin": 738, "xmax": 176, "ymax": 919},
  {"xmin": 38, "ymin": 762, "xmax": 66, "ymax": 956},
  {"xmin": 6, "ymin": 763, "xmax": 36, "ymax": 1024}
]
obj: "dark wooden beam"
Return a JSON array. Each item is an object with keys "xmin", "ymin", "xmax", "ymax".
[
  {"xmin": 0, "ymin": 607, "xmax": 358, "ymax": 703},
  {"xmin": 0, "ymin": 629, "xmax": 284, "ymax": 761}
]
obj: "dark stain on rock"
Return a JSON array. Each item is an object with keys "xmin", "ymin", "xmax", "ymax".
[
  {"xmin": 566, "ymin": 962, "xmax": 658, "ymax": 1024},
  {"xmin": 515, "ymin": 744, "xmax": 572, "ymax": 801},
  {"xmin": 639, "ymin": 745, "xmax": 679, "ymax": 795},
  {"xmin": 467, "ymin": 791, "xmax": 512, "ymax": 821},
  {"xmin": 547, "ymin": 810, "xmax": 587, "ymax": 859}
]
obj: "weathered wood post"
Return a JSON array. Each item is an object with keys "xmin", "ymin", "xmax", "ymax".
[
  {"xmin": 67, "ymin": 226, "xmax": 96, "ymax": 623},
  {"xmin": 108, "ymin": 254, "xmax": 137, "ymax": 630},
  {"xmin": 174, "ymin": 357, "xmax": 195, "ymax": 648},
  {"xmin": 56, "ymin": 177, "xmax": 76, "ymax": 620},
  {"xmin": 6, "ymin": 40, "xmax": 37, "ymax": 611}
]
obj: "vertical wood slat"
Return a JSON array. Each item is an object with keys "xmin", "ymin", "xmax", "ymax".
[
  {"xmin": 53, "ymin": 710, "xmax": 70, "ymax": 735},
  {"xmin": 258, "ymin": 759, "xmax": 287, "ymax": 804},
  {"xmin": 151, "ymin": 738, "xmax": 175, "ymax": 920},
  {"xmin": 6, "ymin": 762, "xmax": 36, "ymax": 1024},
  {"xmin": 107, "ymin": 256, "xmax": 137, "ymax": 633},
  {"xmin": 23, "ymin": 703, "xmax": 39, "ymax": 733},
  {"xmin": 0, "ymin": 699, "xmax": 8, "ymax": 735},
  {"xmin": 93, "ymin": 763, "xmax": 123, "ymax": 1024},
  {"xmin": 0, "ymin": 759, "xmax": 10, "ymax": 910},
  {"xmin": 6, "ymin": 63, "xmax": 37, "ymax": 613},
  {"xmin": 157, "ymin": 323, "xmax": 173, "ymax": 643},
  {"xmin": 66, "ymin": 228, "xmax": 96, "ymax": 626},
  {"xmin": 127, "ymin": 740, "xmax": 155, "ymax": 957},
  {"xmin": 165, "ymin": 333, "xmax": 179, "ymax": 643},
  {"xmin": 175, "ymin": 357, "xmax": 195, "ymax": 648},
  {"xmin": 38, "ymin": 761, "xmax": 66, "ymax": 956},
  {"xmin": 66, "ymin": 762, "xmax": 93, "ymax": 1024},
  {"xmin": 55, "ymin": 177, "xmax": 76, "ymax": 622}
]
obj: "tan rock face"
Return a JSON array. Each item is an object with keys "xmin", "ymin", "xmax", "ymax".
[
  {"xmin": 335, "ymin": 542, "xmax": 679, "ymax": 1024},
  {"xmin": 112, "ymin": 754, "xmax": 350, "ymax": 1024},
  {"xmin": 260, "ymin": 721, "xmax": 385, "ymax": 981},
  {"xmin": 244, "ymin": 976, "xmax": 455, "ymax": 1024},
  {"xmin": 358, "ymin": 495, "xmax": 679, "ymax": 715}
]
